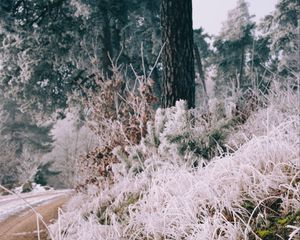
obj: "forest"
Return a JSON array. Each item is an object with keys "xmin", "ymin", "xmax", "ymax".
[{"xmin": 0, "ymin": 0, "xmax": 299, "ymax": 239}]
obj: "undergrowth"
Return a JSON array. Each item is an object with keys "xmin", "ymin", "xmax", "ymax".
[{"xmin": 50, "ymin": 80, "xmax": 300, "ymax": 240}]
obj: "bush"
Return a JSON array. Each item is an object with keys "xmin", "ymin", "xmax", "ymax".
[
  {"xmin": 34, "ymin": 161, "xmax": 60, "ymax": 186},
  {"xmin": 76, "ymin": 65, "xmax": 157, "ymax": 190},
  {"xmin": 21, "ymin": 181, "xmax": 33, "ymax": 193},
  {"xmin": 51, "ymin": 82, "xmax": 300, "ymax": 239}
]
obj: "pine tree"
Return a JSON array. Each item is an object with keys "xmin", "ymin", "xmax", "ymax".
[
  {"xmin": 193, "ymin": 28, "xmax": 212, "ymax": 103},
  {"xmin": 34, "ymin": 161, "xmax": 60, "ymax": 186},
  {"xmin": 214, "ymin": 0, "xmax": 255, "ymax": 94},
  {"xmin": 0, "ymin": 98, "xmax": 54, "ymax": 186},
  {"xmin": 0, "ymin": 0, "xmax": 162, "ymax": 116},
  {"xmin": 260, "ymin": 0, "xmax": 299, "ymax": 76}
]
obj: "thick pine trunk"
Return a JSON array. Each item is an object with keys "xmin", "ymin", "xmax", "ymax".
[{"xmin": 161, "ymin": 0, "xmax": 195, "ymax": 108}]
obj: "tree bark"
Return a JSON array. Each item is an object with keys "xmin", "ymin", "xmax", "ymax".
[
  {"xmin": 101, "ymin": 7, "xmax": 113, "ymax": 78},
  {"xmin": 194, "ymin": 44, "xmax": 208, "ymax": 98},
  {"xmin": 238, "ymin": 45, "xmax": 245, "ymax": 89},
  {"xmin": 161, "ymin": 0, "xmax": 195, "ymax": 108}
]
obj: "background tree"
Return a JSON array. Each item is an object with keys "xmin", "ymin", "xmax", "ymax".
[
  {"xmin": 213, "ymin": 0, "xmax": 254, "ymax": 95},
  {"xmin": 161, "ymin": 0, "xmax": 195, "ymax": 108},
  {"xmin": 247, "ymin": 35, "xmax": 273, "ymax": 92},
  {"xmin": 0, "ymin": 0, "xmax": 162, "ymax": 117},
  {"xmin": 0, "ymin": 0, "xmax": 163, "ymax": 188},
  {"xmin": 34, "ymin": 161, "xmax": 60, "ymax": 186},
  {"xmin": 260, "ymin": 0, "xmax": 299, "ymax": 77},
  {"xmin": 0, "ymin": 97, "xmax": 54, "ymax": 187},
  {"xmin": 0, "ymin": 138, "xmax": 18, "ymax": 188},
  {"xmin": 193, "ymin": 28, "xmax": 212, "ymax": 104},
  {"xmin": 42, "ymin": 114, "xmax": 97, "ymax": 188},
  {"xmin": 0, "ymin": 0, "xmax": 82, "ymax": 116}
]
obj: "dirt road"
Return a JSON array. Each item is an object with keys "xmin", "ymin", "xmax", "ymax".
[{"xmin": 0, "ymin": 194, "xmax": 70, "ymax": 240}]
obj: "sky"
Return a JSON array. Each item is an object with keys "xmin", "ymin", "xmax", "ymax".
[{"xmin": 192, "ymin": 0, "xmax": 278, "ymax": 35}]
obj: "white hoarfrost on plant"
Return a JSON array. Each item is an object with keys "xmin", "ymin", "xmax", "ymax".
[{"xmin": 51, "ymin": 84, "xmax": 300, "ymax": 239}]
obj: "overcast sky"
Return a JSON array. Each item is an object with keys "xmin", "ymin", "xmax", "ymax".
[{"xmin": 192, "ymin": 0, "xmax": 278, "ymax": 35}]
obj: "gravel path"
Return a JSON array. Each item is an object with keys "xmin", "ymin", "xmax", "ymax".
[{"xmin": 0, "ymin": 194, "xmax": 70, "ymax": 240}]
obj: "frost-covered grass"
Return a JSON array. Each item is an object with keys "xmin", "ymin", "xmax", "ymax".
[{"xmin": 51, "ymin": 83, "xmax": 300, "ymax": 240}]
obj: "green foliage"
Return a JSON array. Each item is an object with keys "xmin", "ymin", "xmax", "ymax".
[
  {"xmin": 0, "ymin": 97, "xmax": 54, "ymax": 186},
  {"xmin": 212, "ymin": 0, "xmax": 255, "ymax": 95},
  {"xmin": 112, "ymin": 99, "xmax": 247, "ymax": 175},
  {"xmin": 242, "ymin": 197, "xmax": 300, "ymax": 239},
  {"xmin": 0, "ymin": 99, "xmax": 54, "ymax": 156},
  {"xmin": 256, "ymin": 229, "xmax": 273, "ymax": 238},
  {"xmin": 193, "ymin": 28, "xmax": 211, "ymax": 60},
  {"xmin": 0, "ymin": 0, "xmax": 161, "ymax": 188},
  {"xmin": 213, "ymin": 24, "xmax": 255, "ymax": 95},
  {"xmin": 0, "ymin": 0, "xmax": 161, "ymax": 117},
  {"xmin": 167, "ymin": 122, "xmax": 230, "ymax": 160},
  {"xmin": 0, "ymin": 0, "xmax": 82, "ymax": 115},
  {"xmin": 242, "ymin": 199, "xmax": 256, "ymax": 213},
  {"xmin": 260, "ymin": 0, "xmax": 299, "ymax": 76},
  {"xmin": 34, "ymin": 161, "xmax": 60, "ymax": 186},
  {"xmin": 96, "ymin": 205, "xmax": 111, "ymax": 225}
]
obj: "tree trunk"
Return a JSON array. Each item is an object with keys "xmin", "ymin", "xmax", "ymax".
[
  {"xmin": 238, "ymin": 45, "xmax": 245, "ymax": 89},
  {"xmin": 101, "ymin": 7, "xmax": 113, "ymax": 78},
  {"xmin": 161, "ymin": 0, "xmax": 195, "ymax": 108},
  {"xmin": 194, "ymin": 44, "xmax": 208, "ymax": 98}
]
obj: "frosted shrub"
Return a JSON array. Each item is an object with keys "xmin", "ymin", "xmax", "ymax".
[
  {"xmin": 116, "ymin": 97, "xmax": 246, "ymax": 174},
  {"xmin": 52, "ymin": 113, "xmax": 299, "ymax": 239},
  {"xmin": 76, "ymin": 64, "xmax": 157, "ymax": 190},
  {"xmin": 117, "ymin": 100, "xmax": 197, "ymax": 171},
  {"xmin": 122, "ymin": 93, "xmax": 299, "ymax": 239},
  {"xmin": 78, "ymin": 69, "xmax": 257, "ymax": 189},
  {"xmin": 228, "ymin": 81, "xmax": 299, "ymax": 148},
  {"xmin": 52, "ymin": 81, "xmax": 299, "ymax": 240},
  {"xmin": 17, "ymin": 148, "xmax": 40, "ymax": 185}
]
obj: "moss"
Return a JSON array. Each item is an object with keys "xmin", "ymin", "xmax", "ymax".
[
  {"xmin": 277, "ymin": 217, "xmax": 289, "ymax": 225},
  {"xmin": 279, "ymin": 211, "xmax": 300, "ymax": 225},
  {"xmin": 254, "ymin": 211, "xmax": 300, "ymax": 239},
  {"xmin": 256, "ymin": 229, "xmax": 273, "ymax": 238},
  {"xmin": 242, "ymin": 195, "xmax": 300, "ymax": 239}
]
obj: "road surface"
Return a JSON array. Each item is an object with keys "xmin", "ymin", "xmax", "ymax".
[{"xmin": 0, "ymin": 190, "xmax": 71, "ymax": 240}]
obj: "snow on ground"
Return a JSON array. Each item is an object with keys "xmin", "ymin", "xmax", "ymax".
[
  {"xmin": 0, "ymin": 189, "xmax": 72, "ymax": 222},
  {"xmin": 13, "ymin": 183, "xmax": 54, "ymax": 194}
]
